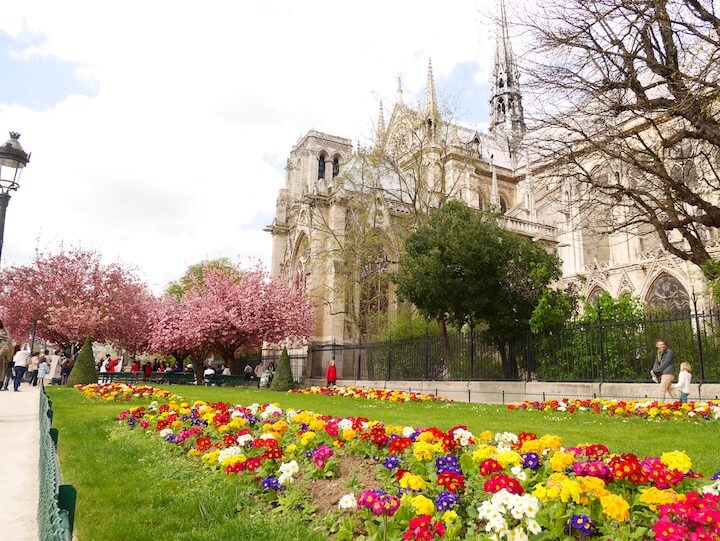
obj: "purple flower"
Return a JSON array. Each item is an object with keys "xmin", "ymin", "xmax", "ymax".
[
  {"xmin": 435, "ymin": 491, "xmax": 459, "ymax": 512},
  {"xmin": 569, "ymin": 514, "xmax": 593, "ymax": 535},
  {"xmin": 311, "ymin": 445, "xmax": 333, "ymax": 468},
  {"xmin": 712, "ymin": 471, "xmax": 720, "ymax": 481},
  {"xmin": 163, "ymin": 433, "xmax": 178, "ymax": 444},
  {"xmin": 127, "ymin": 417, "xmax": 136, "ymax": 427},
  {"xmin": 383, "ymin": 454, "xmax": 401, "ymax": 470},
  {"xmin": 261, "ymin": 476, "xmax": 282, "ymax": 491},
  {"xmin": 521, "ymin": 452, "xmax": 540, "ymax": 470},
  {"xmin": 436, "ymin": 454, "xmax": 461, "ymax": 474}
]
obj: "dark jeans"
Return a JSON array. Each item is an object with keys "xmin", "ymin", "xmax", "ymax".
[
  {"xmin": 13, "ymin": 366, "xmax": 27, "ymax": 391},
  {"xmin": 1, "ymin": 370, "xmax": 11, "ymax": 390},
  {"xmin": 28, "ymin": 370, "xmax": 38, "ymax": 386}
]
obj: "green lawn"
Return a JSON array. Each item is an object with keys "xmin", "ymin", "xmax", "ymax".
[{"xmin": 46, "ymin": 386, "xmax": 720, "ymax": 540}]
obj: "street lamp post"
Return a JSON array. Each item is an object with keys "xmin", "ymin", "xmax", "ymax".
[{"xmin": 0, "ymin": 132, "xmax": 31, "ymax": 266}]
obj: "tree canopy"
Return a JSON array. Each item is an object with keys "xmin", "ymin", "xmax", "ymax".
[{"xmin": 393, "ymin": 200, "xmax": 561, "ymax": 337}]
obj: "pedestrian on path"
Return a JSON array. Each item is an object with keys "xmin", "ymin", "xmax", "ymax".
[
  {"xmin": 12, "ymin": 344, "xmax": 31, "ymax": 392},
  {"xmin": 2, "ymin": 344, "xmax": 20, "ymax": 391},
  {"xmin": 0, "ymin": 321, "xmax": 14, "ymax": 389},
  {"xmin": 27, "ymin": 351, "xmax": 40, "ymax": 386},
  {"xmin": 60, "ymin": 356, "xmax": 73, "ymax": 385},
  {"xmin": 38, "ymin": 351, "xmax": 49, "ymax": 386},
  {"xmin": 650, "ymin": 338, "xmax": 676, "ymax": 401}
]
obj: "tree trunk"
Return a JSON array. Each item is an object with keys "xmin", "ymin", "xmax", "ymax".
[{"xmin": 191, "ymin": 357, "xmax": 204, "ymax": 385}]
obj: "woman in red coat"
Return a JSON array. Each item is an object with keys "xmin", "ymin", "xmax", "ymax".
[{"xmin": 326, "ymin": 358, "xmax": 337, "ymax": 386}]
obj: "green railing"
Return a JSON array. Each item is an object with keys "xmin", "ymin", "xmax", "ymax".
[{"xmin": 38, "ymin": 386, "xmax": 76, "ymax": 541}]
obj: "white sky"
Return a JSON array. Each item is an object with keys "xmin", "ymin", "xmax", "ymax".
[{"xmin": 0, "ymin": 0, "xmax": 508, "ymax": 293}]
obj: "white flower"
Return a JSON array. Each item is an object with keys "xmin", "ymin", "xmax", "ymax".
[
  {"xmin": 402, "ymin": 426, "xmax": 415, "ymax": 438},
  {"xmin": 260, "ymin": 433, "xmax": 277, "ymax": 440},
  {"xmin": 507, "ymin": 526, "xmax": 529, "ymax": 541},
  {"xmin": 247, "ymin": 403, "xmax": 260, "ymax": 415},
  {"xmin": 278, "ymin": 472, "xmax": 294, "ymax": 485},
  {"xmin": 338, "ymin": 419, "xmax": 353, "ymax": 431},
  {"xmin": 147, "ymin": 401, "xmax": 159, "ymax": 412},
  {"xmin": 279, "ymin": 460, "xmax": 299, "ymax": 476},
  {"xmin": 511, "ymin": 465, "xmax": 527, "ymax": 481},
  {"xmin": 159, "ymin": 428, "xmax": 173, "ymax": 438},
  {"xmin": 236, "ymin": 434, "xmax": 253, "ymax": 447},
  {"xmin": 338, "ymin": 493, "xmax": 357, "ymax": 509},
  {"xmin": 218, "ymin": 446, "xmax": 244, "ymax": 463},
  {"xmin": 230, "ymin": 410, "xmax": 244, "ymax": 419},
  {"xmin": 701, "ymin": 480, "xmax": 720, "ymax": 496},
  {"xmin": 260, "ymin": 404, "xmax": 283, "ymax": 419},
  {"xmin": 453, "ymin": 428, "xmax": 474, "ymax": 446},
  {"xmin": 525, "ymin": 518, "xmax": 542, "ymax": 535}
]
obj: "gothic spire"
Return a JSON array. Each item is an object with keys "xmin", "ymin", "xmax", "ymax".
[
  {"xmin": 424, "ymin": 58, "xmax": 437, "ymax": 116},
  {"xmin": 489, "ymin": 0, "xmax": 525, "ymax": 145},
  {"xmin": 396, "ymin": 76, "xmax": 404, "ymax": 104},
  {"xmin": 376, "ymin": 100, "xmax": 386, "ymax": 145}
]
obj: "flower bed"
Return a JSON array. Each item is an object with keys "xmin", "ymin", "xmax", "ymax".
[
  {"xmin": 117, "ymin": 399, "xmax": 720, "ymax": 540},
  {"xmin": 76, "ymin": 383, "xmax": 183, "ymax": 402},
  {"xmin": 508, "ymin": 397, "xmax": 720, "ymax": 421},
  {"xmin": 289, "ymin": 385, "xmax": 450, "ymax": 403}
]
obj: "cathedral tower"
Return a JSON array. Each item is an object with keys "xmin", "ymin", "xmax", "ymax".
[{"xmin": 489, "ymin": 0, "xmax": 525, "ymax": 146}]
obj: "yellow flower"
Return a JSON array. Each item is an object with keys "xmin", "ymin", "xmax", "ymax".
[
  {"xmin": 639, "ymin": 487, "xmax": 684, "ymax": 509},
  {"xmin": 600, "ymin": 494, "xmax": 630, "ymax": 522},
  {"xmin": 399, "ymin": 473, "xmax": 426, "ymax": 491},
  {"xmin": 472, "ymin": 445, "xmax": 497, "ymax": 463},
  {"xmin": 342, "ymin": 429, "xmax": 357, "ymax": 441},
  {"xmin": 411, "ymin": 495, "xmax": 434, "ymax": 516},
  {"xmin": 495, "ymin": 450, "xmax": 522, "ymax": 468},
  {"xmin": 413, "ymin": 441, "xmax": 440, "ymax": 462},
  {"xmin": 441, "ymin": 510, "xmax": 458, "ymax": 523},
  {"xmin": 578, "ymin": 476, "xmax": 609, "ymax": 498},
  {"xmin": 660, "ymin": 451, "xmax": 692, "ymax": 474},
  {"xmin": 416, "ymin": 431, "xmax": 435, "ymax": 443},
  {"xmin": 479, "ymin": 431, "xmax": 494, "ymax": 442},
  {"xmin": 300, "ymin": 431, "xmax": 317, "ymax": 446},
  {"xmin": 286, "ymin": 444, "xmax": 297, "ymax": 455},
  {"xmin": 537, "ymin": 435, "xmax": 563, "ymax": 451},
  {"xmin": 549, "ymin": 451, "xmax": 575, "ymax": 472}
]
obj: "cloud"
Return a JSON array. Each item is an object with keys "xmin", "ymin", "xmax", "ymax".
[{"xmin": 0, "ymin": 0, "xmax": 499, "ymax": 293}]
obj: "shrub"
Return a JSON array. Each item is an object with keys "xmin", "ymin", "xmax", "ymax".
[
  {"xmin": 66, "ymin": 337, "xmax": 98, "ymax": 386},
  {"xmin": 270, "ymin": 347, "xmax": 294, "ymax": 391}
]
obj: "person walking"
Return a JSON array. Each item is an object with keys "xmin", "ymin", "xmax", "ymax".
[
  {"xmin": 12, "ymin": 344, "xmax": 31, "ymax": 391},
  {"xmin": 2, "ymin": 344, "xmax": 19, "ymax": 391},
  {"xmin": 0, "ymin": 321, "xmax": 13, "ymax": 389},
  {"xmin": 650, "ymin": 339, "xmax": 676, "ymax": 401},
  {"xmin": 60, "ymin": 356, "xmax": 73, "ymax": 385},
  {"xmin": 27, "ymin": 351, "xmax": 40, "ymax": 386},
  {"xmin": 37, "ymin": 351, "xmax": 49, "ymax": 386},
  {"xmin": 49, "ymin": 349, "xmax": 62, "ymax": 385},
  {"xmin": 326, "ymin": 358, "xmax": 337, "ymax": 386},
  {"xmin": 673, "ymin": 362, "xmax": 692, "ymax": 404}
]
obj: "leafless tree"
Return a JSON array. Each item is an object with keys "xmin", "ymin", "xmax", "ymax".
[{"xmin": 523, "ymin": 0, "xmax": 720, "ymax": 273}]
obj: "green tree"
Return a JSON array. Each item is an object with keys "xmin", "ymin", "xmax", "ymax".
[
  {"xmin": 270, "ymin": 347, "xmax": 294, "ymax": 391},
  {"xmin": 66, "ymin": 337, "xmax": 98, "ymax": 386},
  {"xmin": 702, "ymin": 259, "xmax": 720, "ymax": 307},
  {"xmin": 164, "ymin": 258, "xmax": 242, "ymax": 300},
  {"xmin": 393, "ymin": 200, "xmax": 561, "ymax": 378},
  {"xmin": 529, "ymin": 285, "xmax": 579, "ymax": 334}
]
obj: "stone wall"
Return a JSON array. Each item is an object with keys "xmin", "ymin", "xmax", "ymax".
[{"xmin": 304, "ymin": 378, "xmax": 720, "ymax": 404}]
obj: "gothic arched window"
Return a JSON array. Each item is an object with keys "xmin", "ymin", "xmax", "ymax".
[
  {"xmin": 645, "ymin": 273, "xmax": 690, "ymax": 313},
  {"xmin": 332, "ymin": 155, "xmax": 340, "ymax": 178},
  {"xmin": 587, "ymin": 287, "xmax": 606, "ymax": 305},
  {"xmin": 318, "ymin": 153, "xmax": 326, "ymax": 180},
  {"xmin": 499, "ymin": 195, "xmax": 508, "ymax": 214}
]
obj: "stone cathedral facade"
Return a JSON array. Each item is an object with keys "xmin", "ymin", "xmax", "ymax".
[{"xmin": 266, "ymin": 0, "xmax": 719, "ymax": 347}]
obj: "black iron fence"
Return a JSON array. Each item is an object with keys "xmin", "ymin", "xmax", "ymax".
[{"xmin": 309, "ymin": 309, "xmax": 720, "ymax": 384}]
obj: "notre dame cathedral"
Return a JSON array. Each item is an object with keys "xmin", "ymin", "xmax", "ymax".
[{"xmin": 265, "ymin": 0, "xmax": 720, "ymax": 347}]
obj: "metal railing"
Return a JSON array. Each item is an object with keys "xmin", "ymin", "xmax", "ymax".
[
  {"xmin": 38, "ymin": 386, "xmax": 76, "ymax": 541},
  {"xmin": 308, "ymin": 309, "xmax": 720, "ymax": 384}
]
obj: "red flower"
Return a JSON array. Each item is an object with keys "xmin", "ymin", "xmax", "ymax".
[
  {"xmin": 483, "ymin": 473, "xmax": 524, "ymax": 495},
  {"xmin": 437, "ymin": 471, "xmax": 465, "ymax": 493},
  {"xmin": 403, "ymin": 515, "xmax": 446, "ymax": 540},
  {"xmin": 479, "ymin": 458, "xmax": 504, "ymax": 477}
]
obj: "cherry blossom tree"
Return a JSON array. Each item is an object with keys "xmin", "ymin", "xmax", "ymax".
[
  {"xmin": 148, "ymin": 265, "xmax": 315, "ymax": 384},
  {"xmin": 0, "ymin": 248, "xmax": 152, "ymax": 352}
]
